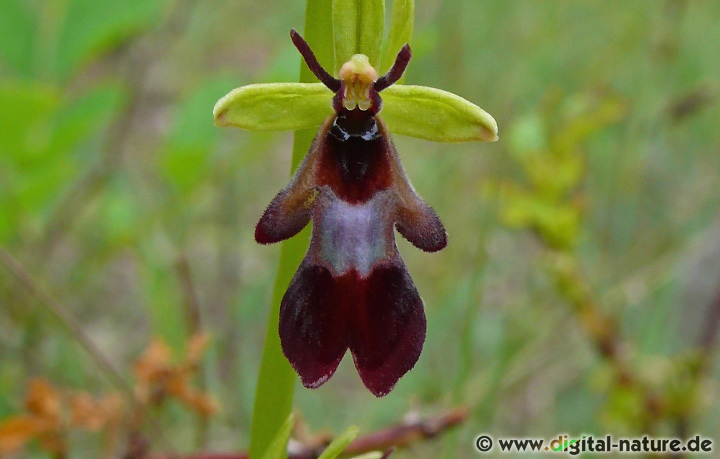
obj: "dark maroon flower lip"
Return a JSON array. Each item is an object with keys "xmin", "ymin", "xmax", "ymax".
[
  {"xmin": 255, "ymin": 31, "xmax": 446, "ymax": 396},
  {"xmin": 279, "ymin": 260, "xmax": 426, "ymax": 397}
]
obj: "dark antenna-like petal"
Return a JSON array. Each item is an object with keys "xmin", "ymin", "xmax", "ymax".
[
  {"xmin": 290, "ymin": 29, "xmax": 341, "ymax": 92},
  {"xmin": 374, "ymin": 44, "xmax": 412, "ymax": 92}
]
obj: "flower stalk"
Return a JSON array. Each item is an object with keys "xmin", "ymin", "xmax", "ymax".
[{"xmin": 247, "ymin": 1, "xmax": 333, "ymax": 456}]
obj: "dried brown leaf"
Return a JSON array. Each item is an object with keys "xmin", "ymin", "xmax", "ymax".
[{"xmin": 0, "ymin": 415, "xmax": 42, "ymax": 454}]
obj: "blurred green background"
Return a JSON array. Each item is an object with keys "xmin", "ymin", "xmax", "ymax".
[{"xmin": 1, "ymin": 0, "xmax": 720, "ymax": 457}]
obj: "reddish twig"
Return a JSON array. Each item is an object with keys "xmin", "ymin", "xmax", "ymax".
[
  {"xmin": 146, "ymin": 407, "xmax": 467, "ymax": 459},
  {"xmin": 343, "ymin": 406, "xmax": 467, "ymax": 455}
]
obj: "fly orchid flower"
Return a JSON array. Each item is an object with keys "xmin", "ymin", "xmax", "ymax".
[{"xmin": 214, "ymin": 31, "xmax": 497, "ymax": 397}]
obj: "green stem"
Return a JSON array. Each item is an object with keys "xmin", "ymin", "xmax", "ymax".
[{"xmin": 247, "ymin": 1, "xmax": 332, "ymax": 457}]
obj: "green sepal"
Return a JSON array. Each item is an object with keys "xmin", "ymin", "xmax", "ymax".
[
  {"xmin": 332, "ymin": 0, "xmax": 384, "ymax": 71},
  {"xmin": 317, "ymin": 426, "xmax": 360, "ymax": 459},
  {"xmin": 382, "ymin": 0, "xmax": 414, "ymax": 78},
  {"xmin": 358, "ymin": 0, "xmax": 385, "ymax": 69},
  {"xmin": 381, "ymin": 85, "xmax": 498, "ymax": 143},
  {"xmin": 213, "ymin": 82, "xmax": 332, "ymax": 131}
]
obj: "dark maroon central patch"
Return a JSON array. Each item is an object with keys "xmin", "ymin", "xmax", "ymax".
[{"xmin": 316, "ymin": 114, "xmax": 393, "ymax": 204}]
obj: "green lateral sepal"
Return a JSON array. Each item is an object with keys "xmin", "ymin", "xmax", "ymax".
[
  {"xmin": 213, "ymin": 82, "xmax": 332, "ymax": 131},
  {"xmin": 381, "ymin": 84, "xmax": 498, "ymax": 143}
]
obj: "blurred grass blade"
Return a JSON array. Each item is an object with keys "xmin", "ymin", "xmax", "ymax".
[
  {"xmin": 0, "ymin": 0, "xmax": 36, "ymax": 77},
  {"xmin": 317, "ymin": 426, "xmax": 360, "ymax": 459},
  {"xmin": 53, "ymin": 0, "xmax": 162, "ymax": 80},
  {"xmin": 382, "ymin": 0, "xmax": 413, "ymax": 77},
  {"xmin": 213, "ymin": 83, "xmax": 332, "ymax": 131},
  {"xmin": 332, "ymin": 0, "xmax": 384, "ymax": 71},
  {"xmin": 248, "ymin": 1, "xmax": 333, "ymax": 458},
  {"xmin": 381, "ymin": 85, "xmax": 498, "ymax": 142},
  {"xmin": 259, "ymin": 414, "xmax": 294, "ymax": 459}
]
